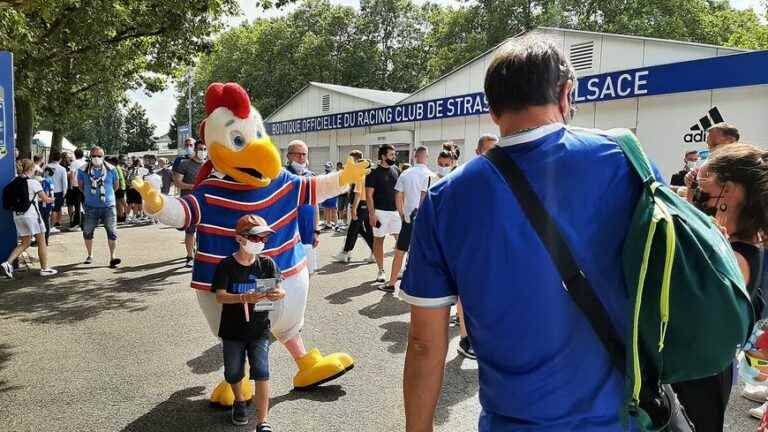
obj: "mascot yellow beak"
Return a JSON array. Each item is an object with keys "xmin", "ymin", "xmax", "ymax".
[{"xmin": 209, "ymin": 137, "xmax": 282, "ymax": 187}]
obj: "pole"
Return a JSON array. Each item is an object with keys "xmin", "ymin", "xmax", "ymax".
[{"xmin": 187, "ymin": 71, "xmax": 193, "ymax": 136}]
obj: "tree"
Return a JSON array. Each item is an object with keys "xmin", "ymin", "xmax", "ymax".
[
  {"xmin": 59, "ymin": 96, "xmax": 127, "ymax": 155},
  {"xmin": 123, "ymin": 103, "xmax": 156, "ymax": 154},
  {"xmin": 1, "ymin": 0, "xmax": 242, "ymax": 158}
]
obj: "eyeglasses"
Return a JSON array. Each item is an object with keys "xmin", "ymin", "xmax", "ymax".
[
  {"xmin": 288, "ymin": 152, "xmax": 307, "ymax": 156},
  {"xmin": 243, "ymin": 233, "xmax": 270, "ymax": 243}
]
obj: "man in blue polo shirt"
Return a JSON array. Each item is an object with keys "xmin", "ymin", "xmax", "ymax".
[{"xmin": 401, "ymin": 36, "xmax": 651, "ymax": 431}]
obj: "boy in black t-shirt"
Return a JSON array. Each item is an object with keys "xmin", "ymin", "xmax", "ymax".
[{"xmin": 212, "ymin": 214, "xmax": 285, "ymax": 429}]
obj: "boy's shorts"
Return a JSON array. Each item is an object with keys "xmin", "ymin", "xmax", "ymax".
[{"xmin": 222, "ymin": 338, "xmax": 270, "ymax": 384}]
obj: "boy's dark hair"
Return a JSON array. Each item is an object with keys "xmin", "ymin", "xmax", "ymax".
[
  {"xmin": 50, "ymin": 151, "xmax": 62, "ymax": 162},
  {"xmin": 74, "ymin": 148, "xmax": 84, "ymax": 159},
  {"xmin": 378, "ymin": 144, "xmax": 395, "ymax": 160},
  {"xmin": 44, "ymin": 167, "xmax": 54, "ymax": 176},
  {"xmin": 485, "ymin": 36, "xmax": 576, "ymax": 117}
]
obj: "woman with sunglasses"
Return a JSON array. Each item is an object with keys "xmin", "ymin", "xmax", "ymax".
[{"xmin": 679, "ymin": 143, "xmax": 768, "ymax": 431}]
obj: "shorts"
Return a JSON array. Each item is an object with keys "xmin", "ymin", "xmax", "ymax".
[
  {"xmin": 65, "ymin": 187, "xmax": 83, "ymax": 206},
  {"xmin": 53, "ymin": 192, "xmax": 64, "ymax": 211},
  {"xmin": 126, "ymin": 188, "xmax": 142, "ymax": 205},
  {"xmin": 337, "ymin": 194, "xmax": 349, "ymax": 211},
  {"xmin": 372, "ymin": 209, "xmax": 401, "ymax": 237},
  {"xmin": 82, "ymin": 206, "xmax": 118, "ymax": 241},
  {"xmin": 115, "ymin": 189, "xmax": 126, "ymax": 200},
  {"xmin": 395, "ymin": 220, "xmax": 413, "ymax": 252},
  {"xmin": 13, "ymin": 215, "xmax": 44, "ymax": 237},
  {"xmin": 196, "ymin": 268, "xmax": 310, "ymax": 344},
  {"xmin": 320, "ymin": 196, "xmax": 337, "ymax": 209},
  {"xmin": 222, "ymin": 338, "xmax": 270, "ymax": 383},
  {"xmin": 303, "ymin": 243, "xmax": 317, "ymax": 274}
]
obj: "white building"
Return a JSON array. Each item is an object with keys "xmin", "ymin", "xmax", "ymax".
[
  {"xmin": 153, "ymin": 133, "xmax": 172, "ymax": 151},
  {"xmin": 265, "ymin": 28, "xmax": 768, "ymax": 177}
]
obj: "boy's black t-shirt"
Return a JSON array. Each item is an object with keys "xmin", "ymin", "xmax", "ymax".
[
  {"xmin": 365, "ymin": 164, "xmax": 400, "ymax": 211},
  {"xmin": 211, "ymin": 255, "xmax": 280, "ymax": 340}
]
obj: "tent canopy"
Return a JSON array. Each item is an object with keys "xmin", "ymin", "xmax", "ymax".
[{"xmin": 32, "ymin": 130, "xmax": 76, "ymax": 153}]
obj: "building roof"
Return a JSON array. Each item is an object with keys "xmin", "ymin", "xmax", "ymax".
[
  {"xmin": 400, "ymin": 26, "xmax": 748, "ymax": 103},
  {"xmin": 266, "ymin": 82, "xmax": 409, "ymax": 121}
]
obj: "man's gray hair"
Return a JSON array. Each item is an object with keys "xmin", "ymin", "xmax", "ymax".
[
  {"xmin": 477, "ymin": 134, "xmax": 499, "ymax": 149},
  {"xmin": 288, "ymin": 140, "xmax": 307, "ymax": 152}
]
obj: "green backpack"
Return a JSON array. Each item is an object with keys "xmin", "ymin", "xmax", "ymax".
[{"xmin": 611, "ymin": 129, "xmax": 753, "ymax": 426}]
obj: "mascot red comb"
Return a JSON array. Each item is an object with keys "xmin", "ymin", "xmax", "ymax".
[{"xmin": 132, "ymin": 82, "xmax": 367, "ymax": 405}]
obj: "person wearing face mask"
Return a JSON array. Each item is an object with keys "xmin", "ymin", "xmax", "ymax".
[
  {"xmin": 211, "ymin": 214, "xmax": 285, "ymax": 429},
  {"xmin": 401, "ymin": 36, "xmax": 668, "ymax": 431},
  {"xmin": 284, "ymin": 140, "xmax": 321, "ymax": 274},
  {"xmin": 76, "ymin": 146, "xmax": 121, "ymax": 268},
  {"xmin": 0, "ymin": 159, "xmax": 57, "ymax": 278},
  {"xmin": 174, "ymin": 141, "xmax": 208, "ymax": 267},
  {"xmin": 366, "ymin": 144, "xmax": 401, "ymax": 283},
  {"xmin": 172, "ymin": 137, "xmax": 196, "ymax": 172},
  {"xmin": 671, "ymin": 150, "xmax": 700, "ymax": 190},
  {"xmin": 684, "ymin": 144, "xmax": 768, "ymax": 429}
]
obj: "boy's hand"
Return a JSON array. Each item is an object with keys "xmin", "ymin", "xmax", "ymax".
[
  {"xmin": 244, "ymin": 292, "xmax": 266, "ymax": 303},
  {"xmin": 266, "ymin": 287, "xmax": 286, "ymax": 301}
]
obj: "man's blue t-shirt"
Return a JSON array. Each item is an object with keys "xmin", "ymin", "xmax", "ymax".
[
  {"xmin": 286, "ymin": 164, "xmax": 317, "ymax": 245},
  {"xmin": 401, "ymin": 124, "xmax": 662, "ymax": 431},
  {"xmin": 77, "ymin": 165, "xmax": 118, "ymax": 208}
]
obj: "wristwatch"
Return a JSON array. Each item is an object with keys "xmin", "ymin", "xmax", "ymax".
[{"xmin": 314, "ymin": 229, "xmax": 321, "ymax": 235}]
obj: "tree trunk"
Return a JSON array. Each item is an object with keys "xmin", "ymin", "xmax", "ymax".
[
  {"xmin": 15, "ymin": 96, "xmax": 33, "ymax": 159},
  {"xmin": 50, "ymin": 127, "xmax": 63, "ymax": 161}
]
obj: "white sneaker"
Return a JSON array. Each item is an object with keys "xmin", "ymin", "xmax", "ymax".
[
  {"xmin": 376, "ymin": 269, "xmax": 386, "ymax": 283},
  {"xmin": 49, "ymin": 227, "xmax": 60, "ymax": 234},
  {"xmin": 333, "ymin": 251, "xmax": 351, "ymax": 263},
  {"xmin": 1, "ymin": 261, "xmax": 13, "ymax": 279},
  {"xmin": 39, "ymin": 268, "xmax": 58, "ymax": 276},
  {"xmin": 743, "ymin": 383, "xmax": 768, "ymax": 403},
  {"xmin": 750, "ymin": 401, "xmax": 768, "ymax": 419},
  {"xmin": 366, "ymin": 254, "xmax": 376, "ymax": 264}
]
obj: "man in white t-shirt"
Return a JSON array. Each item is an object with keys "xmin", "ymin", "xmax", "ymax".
[
  {"xmin": 382, "ymin": 146, "xmax": 432, "ymax": 293},
  {"xmin": 47, "ymin": 151, "xmax": 69, "ymax": 232}
]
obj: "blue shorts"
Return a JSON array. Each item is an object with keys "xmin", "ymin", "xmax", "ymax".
[
  {"xmin": 222, "ymin": 338, "xmax": 270, "ymax": 383},
  {"xmin": 82, "ymin": 206, "xmax": 118, "ymax": 241},
  {"xmin": 321, "ymin": 196, "xmax": 337, "ymax": 209},
  {"xmin": 53, "ymin": 192, "xmax": 65, "ymax": 211}
]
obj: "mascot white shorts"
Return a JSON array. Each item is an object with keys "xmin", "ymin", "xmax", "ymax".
[
  {"xmin": 303, "ymin": 243, "xmax": 317, "ymax": 274},
  {"xmin": 196, "ymin": 266, "xmax": 310, "ymax": 343}
]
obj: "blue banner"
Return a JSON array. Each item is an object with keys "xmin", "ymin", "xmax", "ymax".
[
  {"xmin": 266, "ymin": 50, "xmax": 768, "ymax": 136},
  {"xmin": 0, "ymin": 51, "xmax": 15, "ymax": 261}
]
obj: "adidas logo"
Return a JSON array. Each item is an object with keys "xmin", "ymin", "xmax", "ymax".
[{"xmin": 684, "ymin": 107, "xmax": 724, "ymax": 143}]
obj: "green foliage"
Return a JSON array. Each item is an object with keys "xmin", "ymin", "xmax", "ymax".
[{"xmin": 123, "ymin": 103, "xmax": 157, "ymax": 153}]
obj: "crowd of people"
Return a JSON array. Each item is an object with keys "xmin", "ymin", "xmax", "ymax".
[{"xmin": 4, "ymin": 35, "xmax": 768, "ymax": 431}]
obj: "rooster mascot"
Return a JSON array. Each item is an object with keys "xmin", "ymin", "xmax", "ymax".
[{"xmin": 132, "ymin": 82, "xmax": 367, "ymax": 405}]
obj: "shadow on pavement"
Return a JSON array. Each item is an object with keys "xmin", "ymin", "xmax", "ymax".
[
  {"xmin": 120, "ymin": 386, "xmax": 243, "ymax": 432},
  {"xmin": 359, "ymin": 293, "xmax": 410, "ymax": 319},
  {"xmin": 187, "ymin": 344, "xmax": 223, "ymax": 375},
  {"xmin": 0, "ymin": 258, "xmax": 183, "ymax": 324},
  {"xmin": 270, "ymin": 384, "xmax": 347, "ymax": 409},
  {"xmin": 0, "ymin": 343, "xmax": 22, "ymax": 395},
  {"xmin": 379, "ymin": 321, "xmax": 409, "ymax": 354},
  {"xmin": 435, "ymin": 355, "xmax": 480, "ymax": 426},
  {"xmin": 315, "ymin": 261, "xmax": 369, "ymax": 276},
  {"xmin": 324, "ymin": 281, "xmax": 378, "ymax": 305}
]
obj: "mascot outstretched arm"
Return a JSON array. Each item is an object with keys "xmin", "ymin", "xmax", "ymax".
[{"xmin": 133, "ymin": 83, "xmax": 368, "ymax": 404}]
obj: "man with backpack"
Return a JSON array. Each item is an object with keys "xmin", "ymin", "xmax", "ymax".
[
  {"xmin": 1, "ymin": 159, "xmax": 57, "ymax": 278},
  {"xmin": 400, "ymin": 36, "xmax": 750, "ymax": 432}
]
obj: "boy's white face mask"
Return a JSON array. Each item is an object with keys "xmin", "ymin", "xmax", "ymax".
[{"xmin": 243, "ymin": 240, "xmax": 264, "ymax": 255}]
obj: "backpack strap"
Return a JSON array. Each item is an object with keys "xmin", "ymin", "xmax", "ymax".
[
  {"xmin": 604, "ymin": 129, "xmax": 655, "ymax": 185},
  {"xmin": 483, "ymin": 146, "xmax": 627, "ymax": 376}
]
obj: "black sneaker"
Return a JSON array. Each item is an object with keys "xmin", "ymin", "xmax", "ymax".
[
  {"xmin": 256, "ymin": 422, "xmax": 274, "ymax": 432},
  {"xmin": 457, "ymin": 337, "xmax": 476, "ymax": 360},
  {"xmin": 231, "ymin": 400, "xmax": 248, "ymax": 426},
  {"xmin": 378, "ymin": 284, "xmax": 395, "ymax": 294},
  {"xmin": 184, "ymin": 256, "xmax": 194, "ymax": 268}
]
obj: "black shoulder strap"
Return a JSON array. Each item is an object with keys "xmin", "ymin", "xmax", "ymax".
[{"xmin": 483, "ymin": 146, "xmax": 626, "ymax": 374}]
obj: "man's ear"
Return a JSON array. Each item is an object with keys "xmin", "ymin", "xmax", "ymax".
[{"xmin": 560, "ymin": 80, "xmax": 574, "ymax": 118}]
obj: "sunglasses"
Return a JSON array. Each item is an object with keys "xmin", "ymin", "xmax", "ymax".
[{"xmin": 242, "ymin": 233, "xmax": 271, "ymax": 243}]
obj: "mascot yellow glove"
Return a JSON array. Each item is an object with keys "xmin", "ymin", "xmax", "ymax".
[
  {"xmin": 338, "ymin": 157, "xmax": 370, "ymax": 186},
  {"xmin": 132, "ymin": 178, "xmax": 164, "ymax": 214}
]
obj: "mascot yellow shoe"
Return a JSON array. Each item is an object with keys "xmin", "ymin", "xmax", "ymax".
[
  {"xmin": 210, "ymin": 377, "xmax": 253, "ymax": 407},
  {"xmin": 133, "ymin": 82, "xmax": 368, "ymax": 403}
]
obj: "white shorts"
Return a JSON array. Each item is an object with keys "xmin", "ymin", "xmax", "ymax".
[
  {"xmin": 14, "ymin": 216, "xmax": 44, "ymax": 237},
  {"xmin": 303, "ymin": 243, "xmax": 317, "ymax": 274},
  {"xmin": 196, "ymin": 266, "xmax": 310, "ymax": 344},
  {"xmin": 372, "ymin": 209, "xmax": 401, "ymax": 237}
]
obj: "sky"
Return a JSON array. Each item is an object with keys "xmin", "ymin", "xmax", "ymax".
[{"xmin": 129, "ymin": 0, "xmax": 765, "ymax": 137}]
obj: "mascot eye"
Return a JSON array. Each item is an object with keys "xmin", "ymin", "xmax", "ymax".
[{"xmin": 230, "ymin": 131, "xmax": 246, "ymax": 150}]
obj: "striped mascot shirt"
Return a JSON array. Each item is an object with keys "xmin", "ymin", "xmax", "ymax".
[{"xmin": 178, "ymin": 169, "xmax": 318, "ymax": 291}]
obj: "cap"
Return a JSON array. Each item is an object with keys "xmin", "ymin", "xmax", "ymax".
[{"xmin": 235, "ymin": 214, "xmax": 275, "ymax": 236}]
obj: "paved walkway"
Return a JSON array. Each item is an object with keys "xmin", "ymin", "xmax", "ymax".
[{"xmin": 0, "ymin": 222, "xmax": 761, "ymax": 431}]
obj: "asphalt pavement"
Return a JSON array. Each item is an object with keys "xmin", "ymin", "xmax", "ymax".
[{"xmin": 0, "ymin": 222, "xmax": 762, "ymax": 431}]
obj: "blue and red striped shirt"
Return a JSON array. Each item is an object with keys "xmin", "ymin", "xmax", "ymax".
[{"xmin": 178, "ymin": 169, "xmax": 318, "ymax": 290}]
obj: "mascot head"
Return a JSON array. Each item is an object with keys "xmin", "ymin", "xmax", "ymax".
[{"xmin": 197, "ymin": 82, "xmax": 282, "ymax": 187}]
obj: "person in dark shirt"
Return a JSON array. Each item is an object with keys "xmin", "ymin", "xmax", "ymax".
[
  {"xmin": 670, "ymin": 150, "xmax": 700, "ymax": 187},
  {"xmin": 365, "ymin": 144, "xmax": 401, "ymax": 283},
  {"xmin": 212, "ymin": 214, "xmax": 285, "ymax": 429}
]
